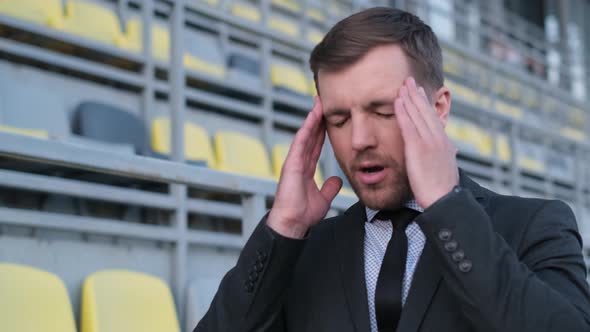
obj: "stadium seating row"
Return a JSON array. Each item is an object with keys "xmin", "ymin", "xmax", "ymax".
[
  {"xmin": 1, "ymin": 0, "xmax": 584, "ymax": 142},
  {"xmin": 0, "ymin": 0, "xmax": 318, "ymax": 97},
  {"xmin": 0, "ymin": 100, "xmax": 335, "ymax": 190},
  {"xmin": 0, "ymin": 263, "xmax": 180, "ymax": 332},
  {"xmin": 443, "ymin": 48, "xmax": 587, "ymax": 142},
  {"xmin": 0, "ymin": 0, "xmax": 324, "ymax": 50},
  {"xmin": 1, "ymin": 96, "xmax": 574, "ymax": 183}
]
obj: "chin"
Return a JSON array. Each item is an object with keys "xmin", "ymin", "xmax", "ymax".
[{"xmin": 354, "ymin": 185, "xmax": 411, "ymax": 211}]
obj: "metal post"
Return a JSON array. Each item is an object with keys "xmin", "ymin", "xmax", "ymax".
[
  {"xmin": 260, "ymin": 34, "xmax": 274, "ymax": 151},
  {"xmin": 170, "ymin": 0, "xmax": 188, "ymax": 325},
  {"xmin": 509, "ymin": 122, "xmax": 520, "ymax": 196},
  {"xmin": 242, "ymin": 194, "xmax": 266, "ymax": 240},
  {"xmin": 141, "ymin": 0, "xmax": 154, "ymax": 123}
]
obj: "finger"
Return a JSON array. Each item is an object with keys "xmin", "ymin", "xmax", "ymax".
[
  {"xmin": 418, "ymin": 86, "xmax": 444, "ymax": 128},
  {"xmin": 395, "ymin": 97, "xmax": 420, "ymax": 143},
  {"xmin": 320, "ymin": 176, "xmax": 343, "ymax": 203},
  {"xmin": 303, "ymin": 98, "xmax": 326, "ymax": 167},
  {"xmin": 407, "ymin": 78, "xmax": 442, "ymax": 134},
  {"xmin": 307, "ymin": 98, "xmax": 325, "ymax": 155},
  {"xmin": 400, "ymin": 84, "xmax": 430, "ymax": 139},
  {"xmin": 287, "ymin": 98, "xmax": 323, "ymax": 163},
  {"xmin": 307, "ymin": 121, "xmax": 326, "ymax": 178}
]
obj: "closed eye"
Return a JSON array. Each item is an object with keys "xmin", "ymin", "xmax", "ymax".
[
  {"xmin": 332, "ymin": 117, "xmax": 349, "ymax": 128},
  {"xmin": 376, "ymin": 112, "xmax": 394, "ymax": 118}
]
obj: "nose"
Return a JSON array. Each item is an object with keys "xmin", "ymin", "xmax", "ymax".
[{"xmin": 351, "ymin": 113, "xmax": 377, "ymax": 152}]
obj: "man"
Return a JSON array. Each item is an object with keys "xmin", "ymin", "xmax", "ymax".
[{"xmin": 195, "ymin": 7, "xmax": 590, "ymax": 331}]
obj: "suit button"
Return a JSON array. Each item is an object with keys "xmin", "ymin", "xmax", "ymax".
[
  {"xmin": 257, "ymin": 250, "xmax": 267, "ymax": 262},
  {"xmin": 249, "ymin": 272, "xmax": 258, "ymax": 282},
  {"xmin": 438, "ymin": 229, "xmax": 452, "ymax": 241},
  {"xmin": 452, "ymin": 250, "xmax": 465, "ymax": 262},
  {"xmin": 444, "ymin": 240, "xmax": 458, "ymax": 252},
  {"xmin": 459, "ymin": 260, "xmax": 472, "ymax": 273},
  {"xmin": 256, "ymin": 262, "xmax": 264, "ymax": 272}
]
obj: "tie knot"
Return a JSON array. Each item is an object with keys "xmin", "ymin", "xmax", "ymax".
[{"xmin": 373, "ymin": 207, "xmax": 419, "ymax": 230}]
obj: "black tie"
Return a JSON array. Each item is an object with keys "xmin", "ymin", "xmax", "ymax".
[{"xmin": 373, "ymin": 207, "xmax": 420, "ymax": 332}]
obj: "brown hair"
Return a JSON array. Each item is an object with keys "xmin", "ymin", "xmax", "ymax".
[{"xmin": 309, "ymin": 7, "xmax": 443, "ymax": 95}]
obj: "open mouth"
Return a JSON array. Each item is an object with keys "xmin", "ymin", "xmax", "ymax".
[{"xmin": 361, "ymin": 166, "xmax": 384, "ymax": 173}]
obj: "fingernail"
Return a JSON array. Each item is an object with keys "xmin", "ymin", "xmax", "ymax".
[{"xmin": 408, "ymin": 77, "xmax": 415, "ymax": 87}]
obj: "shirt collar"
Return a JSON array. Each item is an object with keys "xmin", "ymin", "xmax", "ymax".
[{"xmin": 365, "ymin": 199, "xmax": 424, "ymax": 223}]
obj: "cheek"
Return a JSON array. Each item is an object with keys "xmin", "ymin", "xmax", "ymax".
[{"xmin": 327, "ymin": 129, "xmax": 351, "ymax": 160}]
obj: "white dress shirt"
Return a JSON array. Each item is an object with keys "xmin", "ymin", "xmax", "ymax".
[{"xmin": 364, "ymin": 200, "xmax": 425, "ymax": 332}]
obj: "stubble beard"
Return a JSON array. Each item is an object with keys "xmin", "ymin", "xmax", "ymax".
[{"xmin": 340, "ymin": 159, "xmax": 412, "ymax": 211}]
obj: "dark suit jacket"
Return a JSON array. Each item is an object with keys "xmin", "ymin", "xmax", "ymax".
[{"xmin": 195, "ymin": 174, "xmax": 590, "ymax": 331}]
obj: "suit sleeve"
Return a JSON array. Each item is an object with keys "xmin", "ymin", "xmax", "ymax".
[
  {"xmin": 194, "ymin": 216, "xmax": 306, "ymax": 332},
  {"xmin": 416, "ymin": 187, "xmax": 590, "ymax": 332}
]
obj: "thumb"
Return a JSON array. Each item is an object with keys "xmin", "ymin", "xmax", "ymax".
[{"xmin": 320, "ymin": 176, "xmax": 343, "ymax": 203}]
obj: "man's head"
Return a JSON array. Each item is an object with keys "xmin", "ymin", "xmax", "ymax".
[{"xmin": 310, "ymin": 7, "xmax": 451, "ymax": 210}]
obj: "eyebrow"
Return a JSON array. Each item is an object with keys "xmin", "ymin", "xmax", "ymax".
[
  {"xmin": 364, "ymin": 98, "xmax": 394, "ymax": 110},
  {"xmin": 324, "ymin": 108, "xmax": 350, "ymax": 118},
  {"xmin": 324, "ymin": 98, "xmax": 395, "ymax": 118}
]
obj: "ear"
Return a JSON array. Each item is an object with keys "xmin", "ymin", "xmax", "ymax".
[{"xmin": 432, "ymin": 85, "xmax": 451, "ymax": 127}]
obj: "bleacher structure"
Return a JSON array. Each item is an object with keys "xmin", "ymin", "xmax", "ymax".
[{"xmin": 0, "ymin": 0, "xmax": 588, "ymax": 331}]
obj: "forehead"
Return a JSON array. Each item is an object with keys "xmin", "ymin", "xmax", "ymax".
[{"xmin": 318, "ymin": 44, "xmax": 412, "ymax": 110}]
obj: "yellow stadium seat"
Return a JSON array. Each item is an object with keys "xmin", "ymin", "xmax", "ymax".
[
  {"xmin": 272, "ymin": 144, "xmax": 323, "ymax": 186},
  {"xmin": 214, "ymin": 131, "xmax": 274, "ymax": 180},
  {"xmin": 445, "ymin": 118, "xmax": 462, "ymax": 142},
  {"xmin": 271, "ymin": 63, "xmax": 310, "ymax": 96},
  {"xmin": 184, "ymin": 54, "xmax": 226, "ymax": 78},
  {"xmin": 0, "ymin": 0, "xmax": 63, "ymax": 28},
  {"xmin": 81, "ymin": 270, "xmax": 180, "ymax": 332},
  {"xmin": 519, "ymin": 156, "xmax": 545, "ymax": 173},
  {"xmin": 441, "ymin": 48, "xmax": 464, "ymax": 77},
  {"xmin": 517, "ymin": 143, "xmax": 546, "ymax": 173},
  {"xmin": 308, "ymin": 29, "xmax": 324, "ymax": 45},
  {"xmin": 445, "ymin": 80, "xmax": 480, "ymax": 105},
  {"xmin": 125, "ymin": 18, "xmax": 170, "ymax": 60},
  {"xmin": 506, "ymin": 80, "xmax": 522, "ymax": 101},
  {"xmin": 125, "ymin": 19, "xmax": 225, "ymax": 78},
  {"xmin": 328, "ymin": 0, "xmax": 347, "ymax": 18},
  {"xmin": 569, "ymin": 108, "xmax": 585, "ymax": 127},
  {"xmin": 151, "ymin": 117, "xmax": 217, "ymax": 168},
  {"xmin": 522, "ymin": 87, "xmax": 539, "ymax": 109},
  {"xmin": 307, "ymin": 8, "xmax": 326, "ymax": 22},
  {"xmin": 230, "ymin": 2, "xmax": 261, "ymax": 23},
  {"xmin": 0, "ymin": 125, "xmax": 49, "ymax": 139},
  {"xmin": 463, "ymin": 123, "xmax": 493, "ymax": 157},
  {"xmin": 0, "ymin": 263, "xmax": 76, "ymax": 332},
  {"xmin": 268, "ymin": 15, "xmax": 300, "ymax": 38},
  {"xmin": 184, "ymin": 30, "xmax": 226, "ymax": 78},
  {"xmin": 198, "ymin": 0, "xmax": 220, "ymax": 6},
  {"xmin": 309, "ymin": 78, "xmax": 318, "ymax": 96},
  {"xmin": 492, "ymin": 78, "xmax": 506, "ymax": 96},
  {"xmin": 496, "ymin": 134, "xmax": 512, "ymax": 163},
  {"xmin": 495, "ymin": 101, "xmax": 523, "ymax": 119},
  {"xmin": 272, "ymin": 0, "xmax": 301, "ymax": 12},
  {"xmin": 560, "ymin": 127, "xmax": 586, "ymax": 142},
  {"xmin": 60, "ymin": 0, "xmax": 127, "ymax": 48}
]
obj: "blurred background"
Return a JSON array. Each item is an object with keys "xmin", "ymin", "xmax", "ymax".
[{"xmin": 0, "ymin": 0, "xmax": 588, "ymax": 331}]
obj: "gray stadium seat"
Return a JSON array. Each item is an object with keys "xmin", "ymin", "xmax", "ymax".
[
  {"xmin": 227, "ymin": 51, "xmax": 262, "ymax": 88},
  {"xmin": 72, "ymin": 101, "xmax": 148, "ymax": 155}
]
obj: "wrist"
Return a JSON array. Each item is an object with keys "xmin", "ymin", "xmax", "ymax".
[{"xmin": 266, "ymin": 211, "xmax": 308, "ymax": 239}]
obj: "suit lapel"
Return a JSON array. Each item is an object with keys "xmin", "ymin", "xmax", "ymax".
[
  {"xmin": 334, "ymin": 201, "xmax": 372, "ymax": 332},
  {"xmin": 397, "ymin": 170, "xmax": 490, "ymax": 332},
  {"xmin": 396, "ymin": 240, "xmax": 442, "ymax": 332}
]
